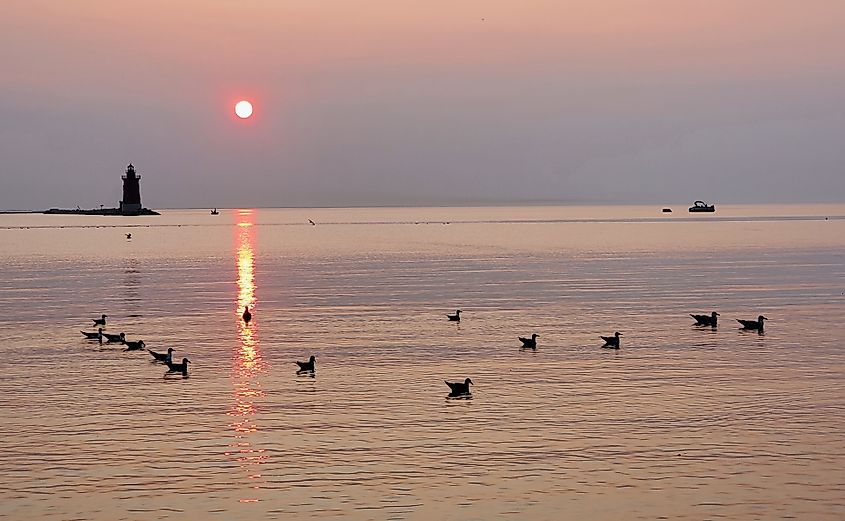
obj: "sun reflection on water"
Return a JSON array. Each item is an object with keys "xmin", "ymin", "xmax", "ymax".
[{"xmin": 226, "ymin": 209, "xmax": 268, "ymax": 501}]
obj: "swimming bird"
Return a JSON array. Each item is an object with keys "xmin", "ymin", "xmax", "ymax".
[
  {"xmin": 103, "ymin": 332, "xmax": 125, "ymax": 343},
  {"xmin": 148, "ymin": 347, "xmax": 174, "ymax": 364},
  {"xmin": 126, "ymin": 233, "xmax": 132, "ymax": 239},
  {"xmin": 445, "ymin": 378, "xmax": 473, "ymax": 396},
  {"xmin": 519, "ymin": 333, "xmax": 539, "ymax": 349},
  {"xmin": 122, "ymin": 340, "xmax": 146, "ymax": 351},
  {"xmin": 446, "ymin": 310, "xmax": 461, "ymax": 321},
  {"xmin": 165, "ymin": 358, "xmax": 190, "ymax": 377},
  {"xmin": 92, "ymin": 314, "xmax": 108, "ymax": 326},
  {"xmin": 600, "ymin": 332, "xmax": 622, "ymax": 349},
  {"xmin": 296, "ymin": 355, "xmax": 316, "ymax": 372},
  {"xmin": 308, "ymin": 219, "xmax": 316, "ymax": 225},
  {"xmin": 737, "ymin": 315, "xmax": 767, "ymax": 331},
  {"xmin": 242, "ymin": 306, "xmax": 252, "ymax": 324},
  {"xmin": 81, "ymin": 328, "xmax": 103, "ymax": 340},
  {"xmin": 691, "ymin": 312, "xmax": 719, "ymax": 327}
]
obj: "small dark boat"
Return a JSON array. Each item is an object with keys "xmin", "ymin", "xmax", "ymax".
[
  {"xmin": 296, "ymin": 355, "xmax": 316, "ymax": 372},
  {"xmin": 242, "ymin": 306, "xmax": 252, "ymax": 324},
  {"xmin": 689, "ymin": 200, "xmax": 715, "ymax": 213},
  {"xmin": 600, "ymin": 332, "xmax": 622, "ymax": 349},
  {"xmin": 519, "ymin": 333, "xmax": 539, "ymax": 349},
  {"xmin": 691, "ymin": 312, "xmax": 719, "ymax": 327},
  {"xmin": 122, "ymin": 340, "xmax": 146, "ymax": 351},
  {"xmin": 445, "ymin": 378, "xmax": 473, "ymax": 396},
  {"xmin": 211, "ymin": 208, "xmax": 219, "ymax": 215},
  {"xmin": 92, "ymin": 314, "xmax": 108, "ymax": 326},
  {"xmin": 149, "ymin": 347, "xmax": 174, "ymax": 363},
  {"xmin": 737, "ymin": 315, "xmax": 767, "ymax": 331},
  {"xmin": 103, "ymin": 332, "xmax": 125, "ymax": 343},
  {"xmin": 165, "ymin": 358, "xmax": 190, "ymax": 377},
  {"xmin": 446, "ymin": 310, "xmax": 461, "ymax": 322}
]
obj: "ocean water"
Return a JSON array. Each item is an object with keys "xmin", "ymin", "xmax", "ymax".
[{"xmin": 1, "ymin": 205, "xmax": 844, "ymax": 520}]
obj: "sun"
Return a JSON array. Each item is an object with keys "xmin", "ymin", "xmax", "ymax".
[{"xmin": 235, "ymin": 100, "xmax": 253, "ymax": 119}]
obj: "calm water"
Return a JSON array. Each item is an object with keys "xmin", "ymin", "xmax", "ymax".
[{"xmin": 1, "ymin": 205, "xmax": 844, "ymax": 520}]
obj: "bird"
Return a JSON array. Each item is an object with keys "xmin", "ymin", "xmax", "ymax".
[
  {"xmin": 446, "ymin": 310, "xmax": 461, "ymax": 321},
  {"xmin": 103, "ymin": 332, "xmax": 125, "ymax": 343},
  {"xmin": 81, "ymin": 328, "xmax": 103, "ymax": 340},
  {"xmin": 148, "ymin": 347, "xmax": 174, "ymax": 364},
  {"xmin": 308, "ymin": 219, "xmax": 316, "ymax": 225},
  {"xmin": 519, "ymin": 333, "xmax": 539, "ymax": 349},
  {"xmin": 600, "ymin": 332, "xmax": 622, "ymax": 349},
  {"xmin": 296, "ymin": 355, "xmax": 316, "ymax": 372},
  {"xmin": 737, "ymin": 315, "xmax": 767, "ymax": 331},
  {"xmin": 445, "ymin": 378, "xmax": 473, "ymax": 396},
  {"xmin": 165, "ymin": 357, "xmax": 190, "ymax": 377},
  {"xmin": 691, "ymin": 312, "xmax": 719, "ymax": 327},
  {"xmin": 92, "ymin": 314, "xmax": 108, "ymax": 326},
  {"xmin": 122, "ymin": 340, "xmax": 146, "ymax": 351},
  {"xmin": 126, "ymin": 233, "xmax": 132, "ymax": 239},
  {"xmin": 242, "ymin": 306, "xmax": 252, "ymax": 324}
]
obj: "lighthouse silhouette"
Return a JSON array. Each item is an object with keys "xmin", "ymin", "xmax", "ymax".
[{"xmin": 120, "ymin": 163, "xmax": 142, "ymax": 215}]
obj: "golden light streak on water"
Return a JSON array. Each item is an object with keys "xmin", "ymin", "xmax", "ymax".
[{"xmin": 227, "ymin": 209, "xmax": 267, "ymax": 502}]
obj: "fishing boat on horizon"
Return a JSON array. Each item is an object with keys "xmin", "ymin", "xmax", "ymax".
[{"xmin": 689, "ymin": 200, "xmax": 715, "ymax": 213}]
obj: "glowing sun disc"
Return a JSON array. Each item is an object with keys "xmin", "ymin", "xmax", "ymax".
[{"xmin": 235, "ymin": 100, "xmax": 253, "ymax": 119}]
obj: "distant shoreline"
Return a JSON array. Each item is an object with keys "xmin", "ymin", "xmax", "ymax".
[{"xmin": 0, "ymin": 208, "xmax": 160, "ymax": 216}]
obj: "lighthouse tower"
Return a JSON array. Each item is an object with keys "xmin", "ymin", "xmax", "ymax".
[{"xmin": 120, "ymin": 163, "xmax": 142, "ymax": 215}]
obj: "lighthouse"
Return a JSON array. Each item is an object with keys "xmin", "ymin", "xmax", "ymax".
[{"xmin": 120, "ymin": 163, "xmax": 142, "ymax": 215}]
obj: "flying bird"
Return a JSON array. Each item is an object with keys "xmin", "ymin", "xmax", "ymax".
[
  {"xmin": 308, "ymin": 219, "xmax": 316, "ymax": 225},
  {"xmin": 519, "ymin": 333, "xmax": 539, "ymax": 349},
  {"xmin": 691, "ymin": 312, "xmax": 719, "ymax": 327},
  {"xmin": 446, "ymin": 310, "xmax": 461, "ymax": 322},
  {"xmin": 445, "ymin": 378, "xmax": 473, "ymax": 396},
  {"xmin": 600, "ymin": 332, "xmax": 622, "ymax": 349},
  {"xmin": 296, "ymin": 355, "xmax": 316, "ymax": 372},
  {"xmin": 737, "ymin": 315, "xmax": 767, "ymax": 331}
]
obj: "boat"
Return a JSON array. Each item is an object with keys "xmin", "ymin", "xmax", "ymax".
[
  {"xmin": 211, "ymin": 208, "xmax": 219, "ymax": 215},
  {"xmin": 689, "ymin": 201, "xmax": 715, "ymax": 213}
]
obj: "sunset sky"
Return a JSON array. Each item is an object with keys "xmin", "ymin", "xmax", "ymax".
[{"xmin": 2, "ymin": 1, "xmax": 844, "ymax": 209}]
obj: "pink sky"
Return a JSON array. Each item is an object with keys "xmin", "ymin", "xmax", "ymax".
[{"xmin": 2, "ymin": 1, "xmax": 844, "ymax": 208}]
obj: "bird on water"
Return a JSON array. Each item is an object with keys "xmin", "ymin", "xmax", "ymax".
[
  {"xmin": 691, "ymin": 312, "xmax": 719, "ymax": 327},
  {"xmin": 737, "ymin": 315, "xmax": 767, "ymax": 331},
  {"xmin": 122, "ymin": 339, "xmax": 146, "ymax": 351},
  {"xmin": 446, "ymin": 310, "xmax": 461, "ymax": 322},
  {"xmin": 148, "ymin": 347, "xmax": 174, "ymax": 364},
  {"xmin": 81, "ymin": 328, "xmax": 103, "ymax": 340},
  {"xmin": 165, "ymin": 358, "xmax": 190, "ymax": 377},
  {"xmin": 296, "ymin": 355, "xmax": 316, "ymax": 372},
  {"xmin": 601, "ymin": 332, "xmax": 622, "ymax": 349},
  {"xmin": 92, "ymin": 314, "xmax": 108, "ymax": 326},
  {"xmin": 242, "ymin": 306, "xmax": 252, "ymax": 324},
  {"xmin": 445, "ymin": 378, "xmax": 473, "ymax": 396},
  {"xmin": 103, "ymin": 332, "xmax": 125, "ymax": 343},
  {"xmin": 519, "ymin": 333, "xmax": 539, "ymax": 349}
]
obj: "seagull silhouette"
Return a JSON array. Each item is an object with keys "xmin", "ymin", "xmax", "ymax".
[
  {"xmin": 519, "ymin": 333, "xmax": 539, "ymax": 349},
  {"xmin": 600, "ymin": 332, "xmax": 621, "ymax": 349}
]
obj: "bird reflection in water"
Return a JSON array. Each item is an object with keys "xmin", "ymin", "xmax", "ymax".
[{"xmin": 226, "ymin": 209, "xmax": 268, "ymax": 502}]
